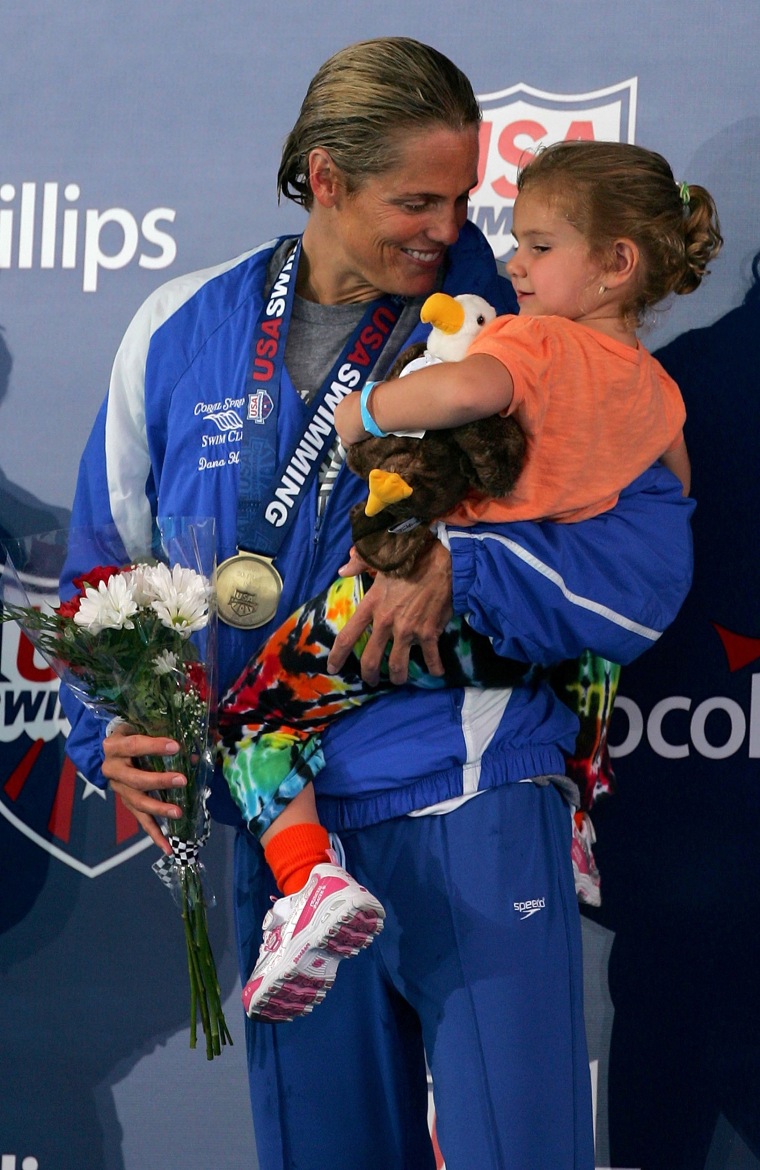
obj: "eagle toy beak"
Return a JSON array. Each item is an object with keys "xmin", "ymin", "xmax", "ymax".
[
  {"xmin": 420, "ymin": 292, "xmax": 465, "ymax": 336},
  {"xmin": 365, "ymin": 469, "xmax": 413, "ymax": 516}
]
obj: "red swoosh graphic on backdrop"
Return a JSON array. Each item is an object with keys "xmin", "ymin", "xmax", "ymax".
[{"xmin": 712, "ymin": 623, "xmax": 760, "ymax": 672}]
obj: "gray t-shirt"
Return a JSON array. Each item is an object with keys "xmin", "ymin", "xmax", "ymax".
[{"xmin": 267, "ymin": 238, "xmax": 427, "ymax": 511}]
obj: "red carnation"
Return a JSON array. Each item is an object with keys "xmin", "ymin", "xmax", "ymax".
[
  {"xmin": 72, "ymin": 564, "xmax": 121, "ymax": 593},
  {"xmin": 185, "ymin": 661, "xmax": 208, "ymax": 701},
  {"xmin": 57, "ymin": 595, "xmax": 82, "ymax": 619}
]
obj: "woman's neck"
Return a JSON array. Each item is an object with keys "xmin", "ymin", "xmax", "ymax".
[{"xmin": 297, "ymin": 219, "xmax": 381, "ymax": 306}]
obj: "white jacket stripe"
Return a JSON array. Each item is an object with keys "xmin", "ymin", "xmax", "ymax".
[
  {"xmin": 450, "ymin": 529, "xmax": 662, "ymax": 642},
  {"xmin": 104, "ymin": 243, "xmax": 273, "ymax": 556}
]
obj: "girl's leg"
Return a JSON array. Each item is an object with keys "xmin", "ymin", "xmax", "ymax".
[
  {"xmin": 219, "ymin": 572, "xmax": 527, "ymax": 840},
  {"xmin": 241, "ymin": 803, "xmax": 386, "ymax": 1022},
  {"xmin": 259, "ymin": 783, "xmax": 333, "ymax": 897},
  {"xmin": 550, "ymin": 649, "xmax": 621, "ymax": 811},
  {"xmin": 220, "ymin": 576, "xmax": 386, "ymax": 1021},
  {"xmin": 220, "ymin": 574, "xmax": 528, "ymax": 1021},
  {"xmin": 234, "ymin": 829, "xmax": 435, "ymax": 1170},
  {"xmin": 259, "ymin": 781, "xmax": 320, "ymax": 842},
  {"xmin": 218, "ymin": 574, "xmax": 380, "ymax": 839},
  {"xmin": 550, "ymin": 650, "xmax": 621, "ymax": 905}
]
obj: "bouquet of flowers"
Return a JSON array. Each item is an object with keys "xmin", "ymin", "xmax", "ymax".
[{"xmin": 0, "ymin": 519, "xmax": 232, "ymax": 1059}]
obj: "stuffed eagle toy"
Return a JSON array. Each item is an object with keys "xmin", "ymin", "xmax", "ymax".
[{"xmin": 346, "ymin": 292, "xmax": 526, "ymax": 576}]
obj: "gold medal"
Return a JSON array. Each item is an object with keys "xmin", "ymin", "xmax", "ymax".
[{"xmin": 216, "ymin": 551, "xmax": 283, "ymax": 629}]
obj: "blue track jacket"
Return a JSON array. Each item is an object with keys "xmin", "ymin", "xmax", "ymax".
[{"xmin": 61, "ymin": 222, "xmax": 695, "ymax": 832}]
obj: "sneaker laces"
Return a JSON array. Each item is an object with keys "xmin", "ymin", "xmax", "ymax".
[
  {"xmin": 261, "ymin": 891, "xmax": 298, "ymax": 934},
  {"xmin": 328, "ymin": 833, "xmax": 346, "ymax": 869}
]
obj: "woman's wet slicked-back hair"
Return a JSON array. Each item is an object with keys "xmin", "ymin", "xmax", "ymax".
[{"xmin": 277, "ymin": 37, "xmax": 481, "ymax": 209}]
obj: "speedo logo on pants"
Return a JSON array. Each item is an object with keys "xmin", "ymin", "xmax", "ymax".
[{"xmin": 514, "ymin": 898, "xmax": 545, "ymax": 920}]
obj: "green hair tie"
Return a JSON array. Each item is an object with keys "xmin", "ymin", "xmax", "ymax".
[{"xmin": 678, "ymin": 181, "xmax": 691, "ymax": 206}]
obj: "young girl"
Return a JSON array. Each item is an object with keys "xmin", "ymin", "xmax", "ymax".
[{"xmin": 218, "ymin": 140, "xmax": 722, "ymax": 1022}]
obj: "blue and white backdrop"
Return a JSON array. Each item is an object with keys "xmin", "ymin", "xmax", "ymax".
[{"xmin": 1, "ymin": 4, "xmax": 759, "ymax": 1168}]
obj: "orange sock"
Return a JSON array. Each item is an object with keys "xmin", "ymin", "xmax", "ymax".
[{"xmin": 264, "ymin": 822, "xmax": 332, "ymax": 896}]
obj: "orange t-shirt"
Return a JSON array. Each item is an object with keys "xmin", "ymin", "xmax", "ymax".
[{"xmin": 446, "ymin": 314, "xmax": 686, "ymax": 525}]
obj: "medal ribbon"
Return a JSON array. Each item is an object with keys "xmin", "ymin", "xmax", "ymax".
[{"xmin": 237, "ymin": 239, "xmax": 403, "ymax": 558}]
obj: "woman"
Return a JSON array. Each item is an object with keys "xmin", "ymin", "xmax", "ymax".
[{"xmin": 61, "ymin": 38, "xmax": 694, "ymax": 1170}]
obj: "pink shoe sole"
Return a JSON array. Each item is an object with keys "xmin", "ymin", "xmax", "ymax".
[{"xmin": 243, "ymin": 903, "xmax": 384, "ymax": 1022}]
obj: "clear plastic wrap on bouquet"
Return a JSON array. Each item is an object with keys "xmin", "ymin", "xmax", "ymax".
[{"xmin": 0, "ymin": 518, "xmax": 232, "ymax": 1058}]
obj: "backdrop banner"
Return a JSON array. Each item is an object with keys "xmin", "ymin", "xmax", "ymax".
[{"xmin": 1, "ymin": 4, "xmax": 759, "ymax": 1168}]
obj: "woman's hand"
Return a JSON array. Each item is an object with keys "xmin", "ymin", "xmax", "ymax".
[
  {"xmin": 327, "ymin": 539, "xmax": 453, "ymax": 684},
  {"xmin": 102, "ymin": 724, "xmax": 187, "ymax": 855}
]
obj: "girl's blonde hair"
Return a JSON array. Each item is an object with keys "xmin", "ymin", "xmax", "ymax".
[
  {"xmin": 517, "ymin": 141, "xmax": 723, "ymax": 323},
  {"xmin": 278, "ymin": 37, "xmax": 480, "ymax": 208}
]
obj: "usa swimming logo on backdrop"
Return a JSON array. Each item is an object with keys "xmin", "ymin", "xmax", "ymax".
[
  {"xmin": 0, "ymin": 573, "xmax": 152, "ymax": 877},
  {"xmin": 470, "ymin": 79, "xmax": 638, "ymax": 260}
]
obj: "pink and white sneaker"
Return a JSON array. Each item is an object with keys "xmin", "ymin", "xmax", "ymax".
[
  {"xmin": 242, "ymin": 862, "xmax": 386, "ymax": 1022},
  {"xmin": 571, "ymin": 812, "xmax": 602, "ymax": 908}
]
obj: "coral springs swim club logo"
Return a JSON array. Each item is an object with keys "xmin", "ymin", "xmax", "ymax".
[
  {"xmin": 0, "ymin": 572, "xmax": 151, "ymax": 876},
  {"xmin": 470, "ymin": 79, "xmax": 638, "ymax": 260}
]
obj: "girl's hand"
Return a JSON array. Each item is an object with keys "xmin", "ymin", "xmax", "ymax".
[{"xmin": 102, "ymin": 724, "xmax": 186, "ymax": 855}]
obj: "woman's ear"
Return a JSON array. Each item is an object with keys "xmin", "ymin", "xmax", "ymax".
[
  {"xmin": 308, "ymin": 148, "xmax": 342, "ymax": 208},
  {"xmin": 604, "ymin": 238, "xmax": 639, "ymax": 289}
]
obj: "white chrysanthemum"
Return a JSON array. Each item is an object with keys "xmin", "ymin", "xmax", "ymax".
[
  {"xmin": 148, "ymin": 563, "xmax": 210, "ymax": 637},
  {"xmin": 73, "ymin": 574, "xmax": 139, "ymax": 633},
  {"xmin": 153, "ymin": 649, "xmax": 179, "ymax": 676},
  {"xmin": 125, "ymin": 562, "xmax": 160, "ymax": 607}
]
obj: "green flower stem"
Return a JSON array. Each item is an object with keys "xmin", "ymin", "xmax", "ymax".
[
  {"xmin": 182, "ymin": 883, "xmax": 199, "ymax": 1051},
  {"xmin": 194, "ymin": 901, "xmax": 220, "ymax": 1058},
  {"xmin": 192, "ymin": 892, "xmax": 233, "ymax": 1054},
  {"xmin": 183, "ymin": 873, "xmax": 214, "ymax": 1059},
  {"xmin": 139, "ymin": 732, "xmax": 231, "ymax": 1059}
]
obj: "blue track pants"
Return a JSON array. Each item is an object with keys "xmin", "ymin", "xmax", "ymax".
[{"xmin": 233, "ymin": 780, "xmax": 595, "ymax": 1170}]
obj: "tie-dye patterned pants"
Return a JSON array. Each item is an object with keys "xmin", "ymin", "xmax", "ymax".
[
  {"xmin": 549, "ymin": 650, "xmax": 620, "ymax": 812},
  {"xmin": 217, "ymin": 574, "xmax": 620, "ymax": 838},
  {"xmin": 217, "ymin": 573, "xmax": 529, "ymax": 837}
]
